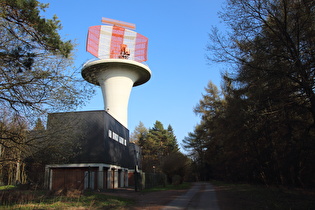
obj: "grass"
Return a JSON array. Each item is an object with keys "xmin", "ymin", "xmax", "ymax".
[
  {"xmin": 211, "ymin": 180, "xmax": 315, "ymax": 210},
  {"xmin": 0, "ymin": 188, "xmax": 134, "ymax": 209},
  {"xmin": 0, "ymin": 185, "xmax": 16, "ymax": 190},
  {"xmin": 143, "ymin": 182, "xmax": 192, "ymax": 192},
  {"xmin": 3, "ymin": 181, "xmax": 312, "ymax": 209},
  {"xmin": 0, "ymin": 182, "xmax": 191, "ymax": 209}
]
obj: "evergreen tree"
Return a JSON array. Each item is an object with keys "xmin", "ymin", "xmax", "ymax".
[
  {"xmin": 218, "ymin": 0, "xmax": 315, "ymax": 187},
  {"xmin": 148, "ymin": 121, "xmax": 179, "ymax": 161},
  {"xmin": 130, "ymin": 121, "xmax": 147, "ymax": 143},
  {"xmin": 0, "ymin": 0, "xmax": 93, "ymax": 116},
  {"xmin": 183, "ymin": 81, "xmax": 226, "ymax": 181},
  {"xmin": 33, "ymin": 118, "xmax": 45, "ymax": 131},
  {"xmin": 166, "ymin": 125, "xmax": 179, "ymax": 154},
  {"xmin": 185, "ymin": 0, "xmax": 315, "ymax": 187},
  {"xmin": 133, "ymin": 121, "xmax": 180, "ymax": 173}
]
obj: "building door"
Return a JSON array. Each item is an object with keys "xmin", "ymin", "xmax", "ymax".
[
  {"xmin": 51, "ymin": 168, "xmax": 85, "ymax": 191},
  {"xmin": 84, "ymin": 171, "xmax": 95, "ymax": 190},
  {"xmin": 103, "ymin": 169, "xmax": 108, "ymax": 189},
  {"xmin": 111, "ymin": 169, "xmax": 116, "ymax": 189},
  {"xmin": 118, "ymin": 170, "xmax": 121, "ymax": 187}
]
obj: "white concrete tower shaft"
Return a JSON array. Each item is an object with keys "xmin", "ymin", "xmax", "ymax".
[{"xmin": 82, "ymin": 59, "xmax": 151, "ymax": 128}]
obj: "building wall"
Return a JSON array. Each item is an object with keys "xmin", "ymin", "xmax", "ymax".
[
  {"xmin": 46, "ymin": 164, "xmax": 129, "ymax": 190},
  {"xmin": 47, "ymin": 110, "xmax": 135, "ymax": 168},
  {"xmin": 51, "ymin": 167, "xmax": 95, "ymax": 191},
  {"xmin": 45, "ymin": 110, "xmax": 140, "ymax": 190}
]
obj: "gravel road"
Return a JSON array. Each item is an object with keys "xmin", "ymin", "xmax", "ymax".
[{"xmin": 162, "ymin": 182, "xmax": 220, "ymax": 210}]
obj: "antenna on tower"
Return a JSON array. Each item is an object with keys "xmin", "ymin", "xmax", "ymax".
[
  {"xmin": 101, "ymin": 17, "xmax": 136, "ymax": 30},
  {"xmin": 86, "ymin": 17, "xmax": 148, "ymax": 62}
]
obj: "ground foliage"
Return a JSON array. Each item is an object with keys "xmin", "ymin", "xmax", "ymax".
[
  {"xmin": 0, "ymin": 188, "xmax": 133, "ymax": 209},
  {"xmin": 213, "ymin": 180, "xmax": 315, "ymax": 210},
  {"xmin": 183, "ymin": 0, "xmax": 315, "ymax": 188}
]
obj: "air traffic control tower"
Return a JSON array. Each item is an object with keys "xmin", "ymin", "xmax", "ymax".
[
  {"xmin": 82, "ymin": 17, "xmax": 151, "ymax": 128},
  {"xmin": 44, "ymin": 18, "xmax": 149, "ymax": 191}
]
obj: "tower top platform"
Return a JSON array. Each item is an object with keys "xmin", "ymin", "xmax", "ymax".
[{"xmin": 82, "ymin": 59, "xmax": 151, "ymax": 87}]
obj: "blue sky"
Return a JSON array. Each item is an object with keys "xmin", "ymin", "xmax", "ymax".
[{"xmin": 40, "ymin": 0, "xmax": 226, "ymax": 150}]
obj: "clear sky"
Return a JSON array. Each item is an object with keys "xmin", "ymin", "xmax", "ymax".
[{"xmin": 40, "ymin": 0, "xmax": 226, "ymax": 150}]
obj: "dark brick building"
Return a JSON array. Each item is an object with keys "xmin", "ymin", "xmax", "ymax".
[{"xmin": 44, "ymin": 110, "xmax": 141, "ymax": 190}]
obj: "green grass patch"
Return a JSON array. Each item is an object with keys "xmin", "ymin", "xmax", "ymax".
[
  {"xmin": 211, "ymin": 180, "xmax": 315, "ymax": 210},
  {"xmin": 0, "ymin": 185, "xmax": 17, "ymax": 190},
  {"xmin": 1, "ymin": 189, "xmax": 134, "ymax": 209},
  {"xmin": 143, "ymin": 182, "xmax": 192, "ymax": 192}
]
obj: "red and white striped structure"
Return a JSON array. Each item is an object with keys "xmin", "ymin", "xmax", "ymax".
[
  {"xmin": 86, "ymin": 23, "xmax": 148, "ymax": 62},
  {"xmin": 82, "ymin": 18, "xmax": 151, "ymax": 128}
]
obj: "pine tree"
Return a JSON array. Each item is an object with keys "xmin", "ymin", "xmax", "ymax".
[
  {"xmin": 166, "ymin": 125, "xmax": 179, "ymax": 153},
  {"xmin": 133, "ymin": 121, "xmax": 180, "ymax": 173},
  {"xmin": 199, "ymin": 0, "xmax": 315, "ymax": 187},
  {"xmin": 33, "ymin": 118, "xmax": 45, "ymax": 131},
  {"xmin": 0, "ymin": 0, "xmax": 92, "ymax": 116},
  {"xmin": 130, "ymin": 121, "xmax": 147, "ymax": 143}
]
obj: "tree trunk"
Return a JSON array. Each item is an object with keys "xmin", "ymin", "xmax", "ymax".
[{"xmin": 16, "ymin": 160, "xmax": 20, "ymax": 185}]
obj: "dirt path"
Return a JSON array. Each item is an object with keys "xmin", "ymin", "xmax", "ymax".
[
  {"xmin": 163, "ymin": 182, "xmax": 219, "ymax": 210},
  {"xmin": 102, "ymin": 187, "xmax": 189, "ymax": 209},
  {"xmin": 102, "ymin": 183, "xmax": 220, "ymax": 210}
]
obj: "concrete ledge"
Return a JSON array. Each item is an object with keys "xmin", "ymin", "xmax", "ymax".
[{"xmin": 82, "ymin": 59, "xmax": 151, "ymax": 86}]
